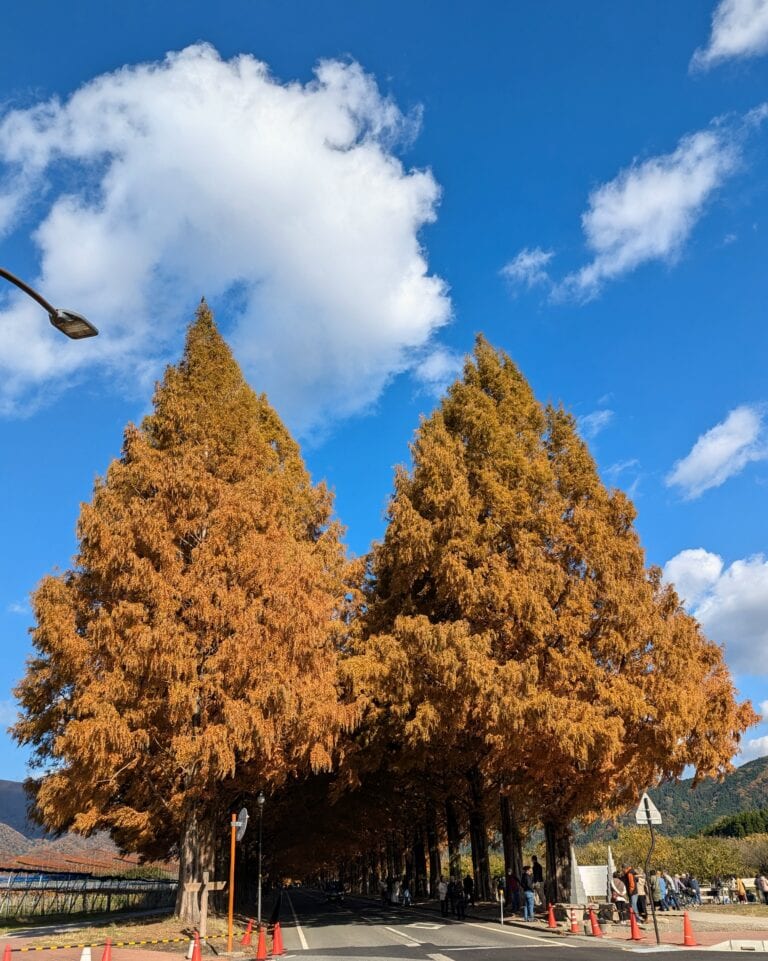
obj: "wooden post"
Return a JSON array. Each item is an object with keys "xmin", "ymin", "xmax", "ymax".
[{"xmin": 227, "ymin": 813, "xmax": 237, "ymax": 952}]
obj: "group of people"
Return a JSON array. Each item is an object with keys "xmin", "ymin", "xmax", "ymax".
[
  {"xmin": 502, "ymin": 855, "xmax": 544, "ymax": 920},
  {"xmin": 612, "ymin": 866, "xmax": 703, "ymax": 921},
  {"xmin": 711, "ymin": 874, "xmax": 768, "ymax": 905},
  {"xmin": 436, "ymin": 874, "xmax": 476, "ymax": 919}
]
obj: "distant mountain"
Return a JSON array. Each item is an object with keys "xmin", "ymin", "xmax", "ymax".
[
  {"xmin": 578, "ymin": 756, "xmax": 768, "ymax": 840},
  {"xmin": 0, "ymin": 779, "xmax": 47, "ymax": 838}
]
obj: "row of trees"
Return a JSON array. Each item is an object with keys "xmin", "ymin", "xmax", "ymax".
[
  {"xmin": 703, "ymin": 807, "xmax": 768, "ymax": 838},
  {"xmin": 14, "ymin": 306, "xmax": 756, "ymax": 920}
]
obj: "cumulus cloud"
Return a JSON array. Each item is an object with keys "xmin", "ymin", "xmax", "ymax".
[
  {"xmin": 0, "ymin": 44, "xmax": 450, "ymax": 431},
  {"xmin": 666, "ymin": 405, "xmax": 767, "ymax": 499},
  {"xmin": 501, "ymin": 247, "xmax": 553, "ymax": 291},
  {"xmin": 663, "ymin": 549, "xmax": 768, "ymax": 675},
  {"xmin": 738, "ymin": 735, "xmax": 768, "ymax": 763},
  {"xmin": 560, "ymin": 130, "xmax": 737, "ymax": 298},
  {"xmin": 692, "ymin": 0, "xmax": 768, "ymax": 70},
  {"xmin": 577, "ymin": 409, "xmax": 614, "ymax": 439},
  {"xmin": 0, "ymin": 700, "xmax": 19, "ymax": 727},
  {"xmin": 760, "ymin": 699, "xmax": 768, "ymax": 720},
  {"xmin": 413, "ymin": 346, "xmax": 464, "ymax": 397},
  {"xmin": 662, "ymin": 548, "xmax": 725, "ymax": 607}
]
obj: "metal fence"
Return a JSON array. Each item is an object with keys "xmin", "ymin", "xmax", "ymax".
[{"xmin": 0, "ymin": 871, "xmax": 177, "ymax": 920}]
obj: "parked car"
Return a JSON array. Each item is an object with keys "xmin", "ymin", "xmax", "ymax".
[{"xmin": 325, "ymin": 880, "xmax": 345, "ymax": 903}]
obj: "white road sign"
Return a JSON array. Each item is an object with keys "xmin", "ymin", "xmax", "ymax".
[
  {"xmin": 635, "ymin": 792, "xmax": 662, "ymax": 825},
  {"xmin": 236, "ymin": 806, "xmax": 249, "ymax": 841}
]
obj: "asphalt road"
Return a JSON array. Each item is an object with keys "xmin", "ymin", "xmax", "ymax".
[{"xmin": 277, "ymin": 889, "xmax": 740, "ymax": 960}]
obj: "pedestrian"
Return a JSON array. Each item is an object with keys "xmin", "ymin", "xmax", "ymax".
[
  {"xmin": 756, "ymin": 874, "xmax": 768, "ymax": 906},
  {"xmin": 438, "ymin": 876, "xmax": 449, "ymax": 917},
  {"xmin": 531, "ymin": 854, "xmax": 544, "ymax": 905},
  {"xmin": 521, "ymin": 865, "xmax": 536, "ymax": 921},
  {"xmin": 456, "ymin": 885, "xmax": 466, "ymax": 920},
  {"xmin": 650, "ymin": 870, "xmax": 667, "ymax": 912},
  {"xmin": 463, "ymin": 873, "xmax": 475, "ymax": 907},
  {"xmin": 736, "ymin": 877, "xmax": 747, "ymax": 903},
  {"xmin": 508, "ymin": 872, "xmax": 521, "ymax": 912},
  {"xmin": 688, "ymin": 874, "xmax": 702, "ymax": 905},
  {"xmin": 448, "ymin": 877, "xmax": 459, "ymax": 917},
  {"xmin": 611, "ymin": 873, "xmax": 629, "ymax": 922},
  {"xmin": 636, "ymin": 871, "xmax": 648, "ymax": 921},
  {"xmin": 662, "ymin": 870, "xmax": 679, "ymax": 909},
  {"xmin": 402, "ymin": 879, "xmax": 412, "ymax": 906},
  {"xmin": 622, "ymin": 865, "xmax": 639, "ymax": 920}
]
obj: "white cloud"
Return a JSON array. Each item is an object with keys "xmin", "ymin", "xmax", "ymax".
[
  {"xmin": 663, "ymin": 548, "xmax": 725, "ymax": 607},
  {"xmin": 0, "ymin": 45, "xmax": 450, "ymax": 432},
  {"xmin": 738, "ymin": 735, "xmax": 768, "ymax": 764},
  {"xmin": 560, "ymin": 130, "xmax": 737, "ymax": 298},
  {"xmin": 760, "ymin": 699, "xmax": 768, "ymax": 720},
  {"xmin": 663, "ymin": 550, "xmax": 768, "ymax": 675},
  {"xmin": 666, "ymin": 405, "xmax": 767, "ymax": 499},
  {"xmin": 577, "ymin": 409, "xmax": 614, "ymax": 439},
  {"xmin": 0, "ymin": 700, "xmax": 19, "ymax": 726},
  {"xmin": 692, "ymin": 0, "xmax": 768, "ymax": 70},
  {"xmin": 6, "ymin": 601, "xmax": 28, "ymax": 615},
  {"xmin": 413, "ymin": 346, "xmax": 464, "ymax": 397},
  {"xmin": 501, "ymin": 247, "xmax": 553, "ymax": 291}
]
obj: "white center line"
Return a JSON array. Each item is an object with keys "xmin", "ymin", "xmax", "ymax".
[
  {"xmin": 384, "ymin": 925, "xmax": 422, "ymax": 946},
  {"xmin": 285, "ymin": 892, "xmax": 309, "ymax": 950},
  {"xmin": 464, "ymin": 920, "xmax": 573, "ymax": 947}
]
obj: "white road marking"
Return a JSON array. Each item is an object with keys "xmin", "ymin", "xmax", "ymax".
[
  {"xmin": 384, "ymin": 925, "xmax": 422, "ymax": 946},
  {"xmin": 464, "ymin": 920, "xmax": 573, "ymax": 947},
  {"xmin": 427, "ymin": 954, "xmax": 455, "ymax": 961},
  {"xmin": 285, "ymin": 892, "xmax": 309, "ymax": 950},
  {"xmin": 409, "ymin": 922, "xmax": 444, "ymax": 929}
]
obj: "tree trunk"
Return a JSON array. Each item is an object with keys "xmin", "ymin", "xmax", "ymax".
[
  {"xmin": 426, "ymin": 804, "xmax": 441, "ymax": 896},
  {"xmin": 445, "ymin": 798, "xmax": 461, "ymax": 880},
  {"xmin": 467, "ymin": 767, "xmax": 492, "ymax": 900},
  {"xmin": 175, "ymin": 811, "xmax": 215, "ymax": 923},
  {"xmin": 412, "ymin": 827, "xmax": 427, "ymax": 898},
  {"xmin": 543, "ymin": 820, "xmax": 572, "ymax": 904},
  {"xmin": 499, "ymin": 793, "xmax": 523, "ymax": 892}
]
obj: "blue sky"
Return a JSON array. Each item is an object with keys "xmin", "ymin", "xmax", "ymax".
[{"xmin": 1, "ymin": 1, "xmax": 767, "ymax": 782}]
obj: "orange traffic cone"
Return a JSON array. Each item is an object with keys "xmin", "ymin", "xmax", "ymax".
[
  {"xmin": 255, "ymin": 925, "xmax": 267, "ymax": 961},
  {"xmin": 192, "ymin": 931, "xmax": 202, "ymax": 961},
  {"xmin": 547, "ymin": 903, "xmax": 557, "ymax": 929},
  {"xmin": 588, "ymin": 907, "xmax": 603, "ymax": 937},
  {"xmin": 569, "ymin": 908, "xmax": 580, "ymax": 934},
  {"xmin": 271, "ymin": 922, "xmax": 285, "ymax": 957},
  {"xmin": 682, "ymin": 911, "xmax": 697, "ymax": 947},
  {"xmin": 629, "ymin": 909, "xmax": 644, "ymax": 941},
  {"xmin": 101, "ymin": 938, "xmax": 112, "ymax": 961},
  {"xmin": 4, "ymin": 945, "xmax": 13, "ymax": 961},
  {"xmin": 241, "ymin": 920, "xmax": 254, "ymax": 947}
]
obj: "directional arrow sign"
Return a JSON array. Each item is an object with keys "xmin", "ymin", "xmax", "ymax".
[{"xmin": 635, "ymin": 792, "xmax": 662, "ymax": 825}]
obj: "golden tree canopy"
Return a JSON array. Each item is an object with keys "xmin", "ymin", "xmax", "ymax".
[{"xmin": 15, "ymin": 305, "xmax": 350, "ymax": 862}]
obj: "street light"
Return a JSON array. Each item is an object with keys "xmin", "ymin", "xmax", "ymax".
[
  {"xmin": 256, "ymin": 791, "xmax": 266, "ymax": 929},
  {"xmin": 0, "ymin": 267, "xmax": 98, "ymax": 339}
]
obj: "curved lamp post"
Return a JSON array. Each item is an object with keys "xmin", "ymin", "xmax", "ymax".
[
  {"xmin": 256, "ymin": 791, "xmax": 266, "ymax": 928},
  {"xmin": 0, "ymin": 267, "xmax": 98, "ymax": 339}
]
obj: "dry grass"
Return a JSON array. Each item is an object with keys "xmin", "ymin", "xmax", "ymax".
[{"xmin": 694, "ymin": 903, "xmax": 768, "ymax": 918}]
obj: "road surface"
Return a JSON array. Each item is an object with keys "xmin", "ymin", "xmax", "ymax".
[{"xmin": 277, "ymin": 889, "xmax": 739, "ymax": 960}]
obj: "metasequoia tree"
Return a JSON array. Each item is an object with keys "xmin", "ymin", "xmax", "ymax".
[
  {"xmin": 352, "ymin": 336, "xmax": 755, "ymax": 901},
  {"xmin": 14, "ymin": 305, "xmax": 350, "ymax": 921}
]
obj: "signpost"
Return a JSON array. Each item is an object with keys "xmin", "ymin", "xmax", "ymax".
[
  {"xmin": 636, "ymin": 792, "xmax": 662, "ymax": 946},
  {"xmin": 227, "ymin": 808, "xmax": 249, "ymax": 953}
]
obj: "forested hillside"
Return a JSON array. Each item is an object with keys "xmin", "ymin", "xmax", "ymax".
[{"xmin": 579, "ymin": 756, "xmax": 768, "ymax": 839}]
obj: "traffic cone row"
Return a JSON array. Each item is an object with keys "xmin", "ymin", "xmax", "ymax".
[
  {"xmin": 101, "ymin": 938, "xmax": 113, "ymax": 961},
  {"xmin": 546, "ymin": 903, "xmax": 557, "ymax": 929},
  {"xmin": 588, "ymin": 907, "xmax": 603, "ymax": 937},
  {"xmin": 569, "ymin": 907, "xmax": 581, "ymax": 933},
  {"xmin": 192, "ymin": 931, "xmax": 202, "ymax": 961},
  {"xmin": 241, "ymin": 919, "xmax": 254, "ymax": 947},
  {"xmin": 272, "ymin": 922, "xmax": 285, "ymax": 957},
  {"xmin": 255, "ymin": 925, "xmax": 267, "ymax": 961},
  {"xmin": 4, "ymin": 944, "xmax": 12, "ymax": 961},
  {"xmin": 629, "ymin": 908, "xmax": 644, "ymax": 941},
  {"xmin": 682, "ymin": 910, "xmax": 697, "ymax": 947}
]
